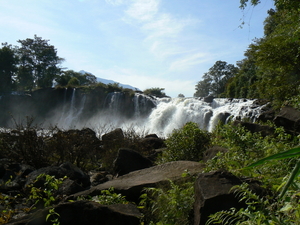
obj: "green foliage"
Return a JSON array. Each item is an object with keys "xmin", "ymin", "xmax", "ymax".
[
  {"xmin": 16, "ymin": 35, "xmax": 63, "ymax": 90},
  {"xmin": 56, "ymin": 70, "xmax": 97, "ymax": 87},
  {"xmin": 207, "ymin": 182, "xmax": 300, "ymax": 225},
  {"xmin": 224, "ymin": 4, "xmax": 300, "ymax": 107},
  {"xmin": 0, "ymin": 194, "xmax": 17, "ymax": 224},
  {"xmin": 206, "ymin": 122, "xmax": 298, "ymax": 184},
  {"xmin": 206, "ymin": 122, "xmax": 300, "ymax": 224},
  {"xmin": 91, "ymin": 187, "xmax": 130, "ymax": 205},
  {"xmin": 194, "ymin": 61, "xmax": 238, "ymax": 97},
  {"xmin": 143, "ymin": 87, "xmax": 167, "ymax": 98},
  {"xmin": 46, "ymin": 208, "xmax": 60, "ymax": 225},
  {"xmin": 244, "ymin": 147, "xmax": 300, "ymax": 199},
  {"xmin": 0, "ymin": 43, "xmax": 17, "ymax": 93},
  {"xmin": 157, "ymin": 122, "xmax": 210, "ymax": 164},
  {"xmin": 28, "ymin": 174, "xmax": 66, "ymax": 208},
  {"xmin": 67, "ymin": 77, "xmax": 80, "ymax": 86},
  {"xmin": 143, "ymin": 180, "xmax": 194, "ymax": 225}
]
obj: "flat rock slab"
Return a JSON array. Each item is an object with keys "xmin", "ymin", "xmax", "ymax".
[{"xmin": 71, "ymin": 161, "xmax": 205, "ymax": 202}]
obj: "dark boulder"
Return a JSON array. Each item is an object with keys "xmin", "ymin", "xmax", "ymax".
[
  {"xmin": 0, "ymin": 160, "xmax": 35, "ymax": 192},
  {"xmin": 194, "ymin": 169, "xmax": 267, "ymax": 225},
  {"xmin": 138, "ymin": 136, "xmax": 166, "ymax": 153},
  {"xmin": 144, "ymin": 133, "xmax": 158, "ymax": 138},
  {"xmin": 113, "ymin": 148, "xmax": 153, "ymax": 177},
  {"xmin": 89, "ymin": 171, "xmax": 112, "ymax": 186},
  {"xmin": 7, "ymin": 201, "xmax": 142, "ymax": 225},
  {"xmin": 25, "ymin": 162, "xmax": 90, "ymax": 190},
  {"xmin": 274, "ymin": 106, "xmax": 300, "ymax": 135},
  {"xmin": 102, "ymin": 128, "xmax": 124, "ymax": 142},
  {"xmin": 203, "ymin": 96, "xmax": 214, "ymax": 103}
]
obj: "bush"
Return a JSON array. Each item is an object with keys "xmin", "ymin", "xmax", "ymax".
[
  {"xmin": 157, "ymin": 122, "xmax": 211, "ymax": 164},
  {"xmin": 142, "ymin": 179, "xmax": 195, "ymax": 225}
]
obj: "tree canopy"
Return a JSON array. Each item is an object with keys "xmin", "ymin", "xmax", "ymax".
[
  {"xmin": 195, "ymin": 0, "xmax": 300, "ymax": 107},
  {"xmin": 16, "ymin": 35, "xmax": 64, "ymax": 90},
  {"xmin": 194, "ymin": 61, "xmax": 238, "ymax": 97},
  {"xmin": 0, "ymin": 43, "xmax": 17, "ymax": 93}
]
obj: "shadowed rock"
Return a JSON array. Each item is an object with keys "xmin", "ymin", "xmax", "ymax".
[
  {"xmin": 70, "ymin": 161, "xmax": 205, "ymax": 203},
  {"xmin": 6, "ymin": 201, "xmax": 142, "ymax": 225},
  {"xmin": 274, "ymin": 106, "xmax": 300, "ymax": 135},
  {"xmin": 113, "ymin": 148, "xmax": 153, "ymax": 177},
  {"xmin": 194, "ymin": 169, "xmax": 267, "ymax": 225}
]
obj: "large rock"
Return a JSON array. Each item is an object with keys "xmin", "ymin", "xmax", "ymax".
[
  {"xmin": 113, "ymin": 148, "xmax": 153, "ymax": 177},
  {"xmin": 7, "ymin": 201, "xmax": 142, "ymax": 225},
  {"xmin": 71, "ymin": 161, "xmax": 205, "ymax": 203},
  {"xmin": 138, "ymin": 136, "xmax": 166, "ymax": 150},
  {"xmin": 274, "ymin": 106, "xmax": 300, "ymax": 134},
  {"xmin": 0, "ymin": 159, "xmax": 35, "ymax": 192},
  {"xmin": 203, "ymin": 96, "xmax": 214, "ymax": 103},
  {"xmin": 25, "ymin": 162, "xmax": 90, "ymax": 190},
  {"xmin": 102, "ymin": 128, "xmax": 124, "ymax": 142},
  {"xmin": 194, "ymin": 169, "xmax": 266, "ymax": 225}
]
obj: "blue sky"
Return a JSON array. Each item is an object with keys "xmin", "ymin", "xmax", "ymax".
[{"xmin": 1, "ymin": 0, "xmax": 274, "ymax": 97}]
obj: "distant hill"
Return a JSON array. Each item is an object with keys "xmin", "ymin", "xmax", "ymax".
[{"xmin": 79, "ymin": 70, "xmax": 140, "ymax": 91}]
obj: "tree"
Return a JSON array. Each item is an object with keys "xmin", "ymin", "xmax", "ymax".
[
  {"xmin": 0, "ymin": 43, "xmax": 17, "ymax": 93},
  {"xmin": 194, "ymin": 76, "xmax": 211, "ymax": 97},
  {"xmin": 16, "ymin": 35, "xmax": 63, "ymax": 90},
  {"xmin": 67, "ymin": 77, "xmax": 80, "ymax": 86},
  {"xmin": 143, "ymin": 87, "xmax": 167, "ymax": 98},
  {"xmin": 234, "ymin": 3, "xmax": 300, "ymax": 106},
  {"xmin": 55, "ymin": 70, "xmax": 97, "ymax": 87},
  {"xmin": 240, "ymin": 0, "xmax": 300, "ymax": 10},
  {"xmin": 194, "ymin": 61, "xmax": 238, "ymax": 97},
  {"xmin": 225, "ymin": 41, "xmax": 260, "ymax": 99}
]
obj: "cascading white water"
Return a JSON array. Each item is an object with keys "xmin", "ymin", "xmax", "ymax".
[
  {"xmin": 137, "ymin": 97, "xmax": 264, "ymax": 136},
  {"xmin": 53, "ymin": 92, "xmax": 266, "ymax": 137},
  {"xmin": 59, "ymin": 88, "xmax": 87, "ymax": 128}
]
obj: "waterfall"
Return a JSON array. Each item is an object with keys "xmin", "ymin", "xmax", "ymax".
[
  {"xmin": 133, "ymin": 93, "xmax": 156, "ymax": 117},
  {"xmin": 52, "ymin": 92, "xmax": 266, "ymax": 137},
  {"xmin": 93, "ymin": 95, "xmax": 265, "ymax": 137},
  {"xmin": 59, "ymin": 88, "xmax": 86, "ymax": 128}
]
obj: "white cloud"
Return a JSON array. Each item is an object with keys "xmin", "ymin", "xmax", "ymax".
[
  {"xmin": 125, "ymin": 0, "xmax": 159, "ymax": 21},
  {"xmin": 121, "ymin": 0, "xmax": 202, "ymax": 70}
]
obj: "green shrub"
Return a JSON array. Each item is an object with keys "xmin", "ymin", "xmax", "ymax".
[
  {"xmin": 206, "ymin": 122, "xmax": 298, "ymax": 181},
  {"xmin": 157, "ymin": 122, "xmax": 211, "ymax": 164},
  {"xmin": 142, "ymin": 179, "xmax": 194, "ymax": 225},
  {"xmin": 28, "ymin": 174, "xmax": 66, "ymax": 208},
  {"xmin": 91, "ymin": 187, "xmax": 130, "ymax": 205}
]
